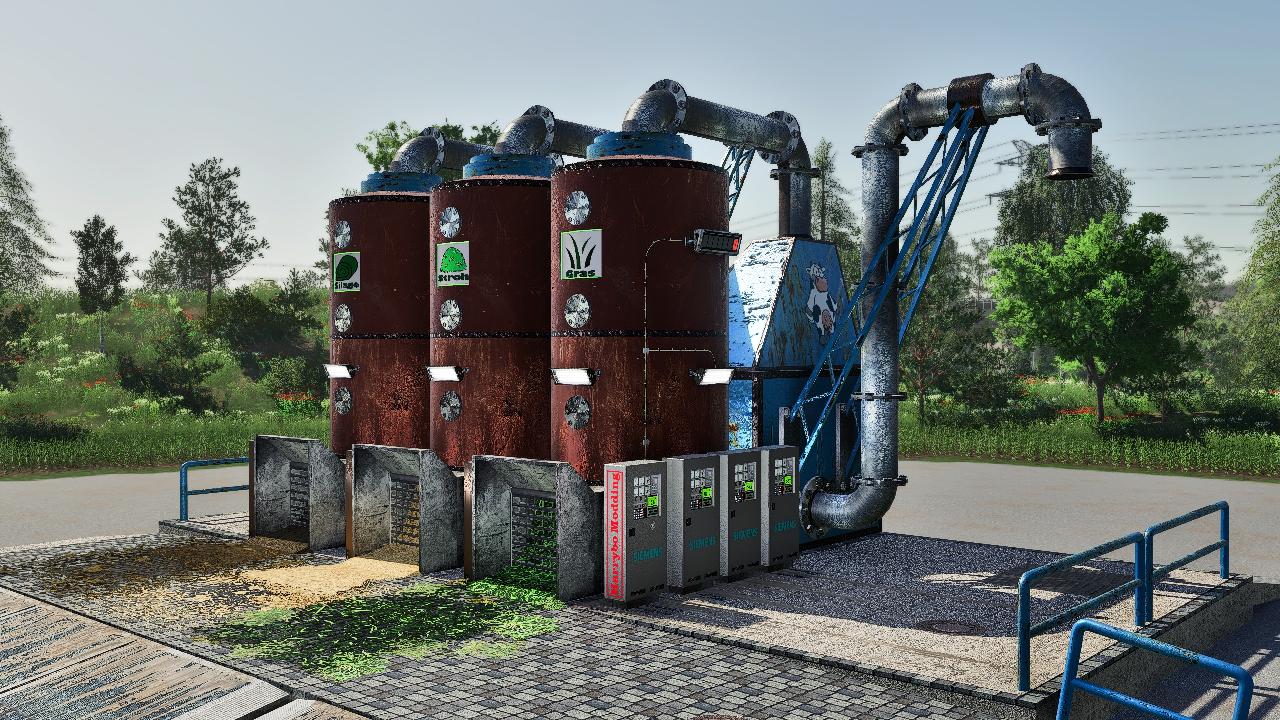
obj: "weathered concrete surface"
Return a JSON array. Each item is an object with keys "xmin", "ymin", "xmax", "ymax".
[
  {"xmin": 0, "ymin": 467, "xmax": 246, "ymax": 547},
  {"xmin": 419, "ymin": 450, "xmax": 462, "ymax": 573},
  {"xmin": 465, "ymin": 456, "xmax": 602, "ymax": 600},
  {"xmin": 888, "ymin": 461, "xmax": 1280, "ymax": 578},
  {"xmin": 249, "ymin": 436, "xmax": 344, "ymax": 550}
]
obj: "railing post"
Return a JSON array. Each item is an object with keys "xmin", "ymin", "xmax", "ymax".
[
  {"xmin": 179, "ymin": 461, "xmax": 191, "ymax": 521},
  {"xmin": 1055, "ymin": 622, "xmax": 1087, "ymax": 720},
  {"xmin": 1132, "ymin": 538, "xmax": 1144, "ymax": 627},
  {"xmin": 1220, "ymin": 501, "xmax": 1230, "ymax": 579},
  {"xmin": 1017, "ymin": 576, "xmax": 1031, "ymax": 692}
]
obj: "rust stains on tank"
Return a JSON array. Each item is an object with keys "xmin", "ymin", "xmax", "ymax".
[
  {"xmin": 429, "ymin": 178, "xmax": 552, "ymax": 467},
  {"xmin": 550, "ymin": 158, "xmax": 730, "ymax": 483},
  {"xmin": 328, "ymin": 193, "xmax": 432, "ymax": 456}
]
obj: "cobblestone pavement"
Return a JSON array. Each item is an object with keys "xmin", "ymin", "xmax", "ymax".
[{"xmin": 0, "ymin": 534, "xmax": 1007, "ymax": 719}]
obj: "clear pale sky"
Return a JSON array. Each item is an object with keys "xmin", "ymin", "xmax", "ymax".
[{"xmin": 2, "ymin": 0, "xmax": 1277, "ymax": 286}]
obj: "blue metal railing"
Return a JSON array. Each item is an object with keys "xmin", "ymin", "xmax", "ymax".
[
  {"xmin": 179, "ymin": 457, "xmax": 249, "ymax": 521},
  {"xmin": 1142, "ymin": 501, "xmax": 1229, "ymax": 624},
  {"xmin": 1017, "ymin": 532, "xmax": 1146, "ymax": 691},
  {"xmin": 1056, "ymin": 619, "xmax": 1253, "ymax": 720}
]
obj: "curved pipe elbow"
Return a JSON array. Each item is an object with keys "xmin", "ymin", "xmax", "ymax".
[
  {"xmin": 621, "ymin": 88, "xmax": 681, "ymax": 133},
  {"xmin": 807, "ymin": 483, "xmax": 898, "ymax": 531},
  {"xmin": 389, "ymin": 133, "xmax": 440, "ymax": 174},
  {"xmin": 494, "ymin": 107, "xmax": 609, "ymax": 159},
  {"xmin": 389, "ymin": 129, "xmax": 491, "ymax": 174},
  {"xmin": 1020, "ymin": 66, "xmax": 1101, "ymax": 180}
]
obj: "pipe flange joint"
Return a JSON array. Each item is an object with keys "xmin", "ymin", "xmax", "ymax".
[
  {"xmin": 418, "ymin": 127, "xmax": 448, "ymax": 174},
  {"xmin": 858, "ymin": 392, "xmax": 908, "ymax": 402},
  {"xmin": 520, "ymin": 105, "xmax": 556, "ymax": 155},
  {"xmin": 852, "ymin": 143, "xmax": 908, "ymax": 158},
  {"xmin": 1033, "ymin": 117, "xmax": 1103, "ymax": 137},
  {"xmin": 860, "ymin": 475, "xmax": 908, "ymax": 487},
  {"xmin": 647, "ymin": 79, "xmax": 688, "ymax": 132},
  {"xmin": 758, "ymin": 110, "xmax": 801, "ymax": 165},
  {"xmin": 1018, "ymin": 63, "xmax": 1044, "ymax": 124},
  {"xmin": 899, "ymin": 83, "xmax": 928, "ymax": 142},
  {"xmin": 799, "ymin": 475, "xmax": 828, "ymax": 538}
]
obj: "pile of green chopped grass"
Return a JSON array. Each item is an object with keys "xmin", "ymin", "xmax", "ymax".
[{"xmin": 201, "ymin": 578, "xmax": 563, "ymax": 681}]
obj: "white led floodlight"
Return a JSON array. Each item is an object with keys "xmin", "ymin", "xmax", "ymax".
[
  {"xmin": 324, "ymin": 363, "xmax": 357, "ymax": 379},
  {"xmin": 691, "ymin": 368, "xmax": 734, "ymax": 385},
  {"xmin": 551, "ymin": 368, "xmax": 597, "ymax": 386},
  {"xmin": 427, "ymin": 366, "xmax": 465, "ymax": 382}
]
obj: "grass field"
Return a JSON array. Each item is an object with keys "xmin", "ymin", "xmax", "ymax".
[
  {"xmin": 0, "ymin": 413, "xmax": 328, "ymax": 477},
  {"xmin": 901, "ymin": 414, "xmax": 1280, "ymax": 480}
]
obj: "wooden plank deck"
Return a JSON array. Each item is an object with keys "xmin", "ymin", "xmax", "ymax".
[{"xmin": 0, "ymin": 587, "xmax": 294, "ymax": 720}]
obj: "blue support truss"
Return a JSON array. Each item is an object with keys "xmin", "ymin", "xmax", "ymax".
[
  {"xmin": 722, "ymin": 143, "xmax": 755, "ymax": 220},
  {"xmin": 787, "ymin": 104, "xmax": 990, "ymax": 482}
]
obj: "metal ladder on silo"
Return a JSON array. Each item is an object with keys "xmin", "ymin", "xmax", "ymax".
[{"xmin": 787, "ymin": 104, "xmax": 990, "ymax": 482}]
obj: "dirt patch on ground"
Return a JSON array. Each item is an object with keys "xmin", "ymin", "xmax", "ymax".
[{"xmin": 243, "ymin": 557, "xmax": 420, "ymax": 599}]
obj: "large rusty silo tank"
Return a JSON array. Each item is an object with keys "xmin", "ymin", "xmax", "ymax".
[
  {"xmin": 428, "ymin": 177, "xmax": 552, "ymax": 466},
  {"xmin": 328, "ymin": 193, "xmax": 433, "ymax": 456},
  {"xmin": 550, "ymin": 158, "xmax": 730, "ymax": 483}
]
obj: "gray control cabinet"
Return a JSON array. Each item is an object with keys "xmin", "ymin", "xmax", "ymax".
[
  {"xmin": 760, "ymin": 445, "xmax": 800, "ymax": 570},
  {"xmin": 664, "ymin": 453, "xmax": 721, "ymax": 593},
  {"xmin": 603, "ymin": 460, "xmax": 667, "ymax": 605},
  {"xmin": 718, "ymin": 449, "xmax": 762, "ymax": 578}
]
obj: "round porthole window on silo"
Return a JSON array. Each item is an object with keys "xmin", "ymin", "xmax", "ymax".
[
  {"xmin": 334, "ymin": 387, "xmax": 352, "ymax": 415},
  {"xmin": 564, "ymin": 395, "xmax": 591, "ymax": 429},
  {"xmin": 333, "ymin": 303, "xmax": 352, "ymax": 333},
  {"xmin": 440, "ymin": 390, "xmax": 462, "ymax": 421},
  {"xmin": 564, "ymin": 190, "xmax": 590, "ymax": 225},
  {"xmin": 440, "ymin": 206, "xmax": 461, "ymax": 238},
  {"xmin": 439, "ymin": 299, "xmax": 461, "ymax": 332},
  {"xmin": 564, "ymin": 293, "xmax": 590, "ymax": 329},
  {"xmin": 333, "ymin": 220, "xmax": 351, "ymax": 249}
]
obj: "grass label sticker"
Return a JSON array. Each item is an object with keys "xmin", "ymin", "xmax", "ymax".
[
  {"xmin": 560, "ymin": 229, "xmax": 602, "ymax": 280},
  {"xmin": 436, "ymin": 241, "xmax": 470, "ymax": 287},
  {"xmin": 333, "ymin": 252, "xmax": 361, "ymax": 292}
]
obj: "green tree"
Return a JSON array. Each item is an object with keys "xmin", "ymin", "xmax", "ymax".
[
  {"xmin": 203, "ymin": 270, "xmax": 325, "ymax": 387},
  {"xmin": 810, "ymin": 138, "xmax": 862, "ymax": 288},
  {"xmin": 1218, "ymin": 155, "xmax": 1280, "ymax": 387},
  {"xmin": 0, "ymin": 265, "xmax": 34, "ymax": 390},
  {"xmin": 990, "ymin": 212, "xmax": 1193, "ymax": 424},
  {"xmin": 995, "ymin": 143, "xmax": 1133, "ymax": 251},
  {"xmin": 139, "ymin": 158, "xmax": 268, "ymax": 313},
  {"xmin": 0, "ymin": 113, "xmax": 55, "ymax": 292},
  {"xmin": 72, "ymin": 215, "xmax": 136, "ymax": 353},
  {"xmin": 357, "ymin": 121, "xmax": 417, "ymax": 172},
  {"xmin": 899, "ymin": 235, "xmax": 987, "ymax": 422},
  {"xmin": 117, "ymin": 312, "xmax": 219, "ymax": 412}
]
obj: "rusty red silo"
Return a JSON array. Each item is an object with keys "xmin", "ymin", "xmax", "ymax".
[
  {"xmin": 328, "ymin": 193, "xmax": 432, "ymax": 456},
  {"xmin": 550, "ymin": 158, "xmax": 730, "ymax": 483},
  {"xmin": 428, "ymin": 177, "xmax": 552, "ymax": 467}
]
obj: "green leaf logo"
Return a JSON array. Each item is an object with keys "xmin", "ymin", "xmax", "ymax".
[
  {"xmin": 440, "ymin": 246, "xmax": 467, "ymax": 272},
  {"xmin": 334, "ymin": 254, "xmax": 359, "ymax": 281}
]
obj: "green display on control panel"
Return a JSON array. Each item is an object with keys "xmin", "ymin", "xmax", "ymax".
[
  {"xmin": 646, "ymin": 495, "xmax": 658, "ymax": 507},
  {"xmin": 701, "ymin": 487, "xmax": 713, "ymax": 498},
  {"xmin": 784, "ymin": 475, "xmax": 794, "ymax": 489},
  {"xmin": 744, "ymin": 481, "xmax": 755, "ymax": 492}
]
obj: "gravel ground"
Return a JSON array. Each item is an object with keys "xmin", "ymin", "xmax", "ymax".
[{"xmin": 589, "ymin": 532, "xmax": 1224, "ymax": 692}]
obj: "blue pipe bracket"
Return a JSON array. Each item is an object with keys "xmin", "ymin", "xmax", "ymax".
[
  {"xmin": 1016, "ymin": 532, "xmax": 1146, "ymax": 692},
  {"xmin": 1056, "ymin": 619, "xmax": 1253, "ymax": 720},
  {"xmin": 1142, "ymin": 501, "xmax": 1229, "ymax": 624},
  {"xmin": 179, "ymin": 457, "xmax": 249, "ymax": 521}
]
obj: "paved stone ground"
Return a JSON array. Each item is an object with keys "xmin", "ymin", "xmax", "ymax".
[{"xmin": 0, "ymin": 533, "xmax": 1009, "ymax": 720}]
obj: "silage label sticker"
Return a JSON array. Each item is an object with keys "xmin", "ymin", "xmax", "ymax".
[
  {"xmin": 561, "ymin": 229, "xmax": 602, "ymax": 280},
  {"xmin": 436, "ymin": 241, "xmax": 470, "ymax": 287},
  {"xmin": 333, "ymin": 251, "xmax": 361, "ymax": 292}
]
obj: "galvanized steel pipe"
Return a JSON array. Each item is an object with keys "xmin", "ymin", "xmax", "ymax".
[
  {"xmin": 494, "ymin": 105, "xmax": 611, "ymax": 158},
  {"xmin": 810, "ymin": 64, "xmax": 1100, "ymax": 531},
  {"xmin": 389, "ymin": 127, "xmax": 492, "ymax": 174},
  {"xmin": 622, "ymin": 79, "xmax": 813, "ymax": 238}
]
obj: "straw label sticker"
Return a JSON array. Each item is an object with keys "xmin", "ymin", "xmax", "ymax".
[
  {"xmin": 561, "ymin": 229, "xmax": 602, "ymax": 280},
  {"xmin": 436, "ymin": 241, "xmax": 470, "ymax": 287},
  {"xmin": 333, "ymin": 251, "xmax": 361, "ymax": 292}
]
